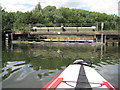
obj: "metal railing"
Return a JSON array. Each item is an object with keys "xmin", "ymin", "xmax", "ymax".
[{"xmin": 12, "ymin": 22, "xmax": 119, "ymax": 31}]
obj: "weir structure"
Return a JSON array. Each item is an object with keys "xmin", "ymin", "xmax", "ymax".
[{"xmin": 3, "ymin": 22, "xmax": 120, "ymax": 46}]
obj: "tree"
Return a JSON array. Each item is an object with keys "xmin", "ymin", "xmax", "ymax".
[
  {"xmin": 2, "ymin": 3, "xmax": 120, "ymax": 31},
  {"xmin": 32, "ymin": 2, "xmax": 42, "ymax": 13},
  {"xmin": 2, "ymin": 11, "xmax": 15, "ymax": 30},
  {"xmin": 42, "ymin": 6, "xmax": 57, "ymax": 25}
]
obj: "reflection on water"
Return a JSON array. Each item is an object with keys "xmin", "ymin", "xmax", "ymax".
[{"xmin": 2, "ymin": 42, "xmax": 119, "ymax": 88}]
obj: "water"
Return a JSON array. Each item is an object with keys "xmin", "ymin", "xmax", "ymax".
[{"xmin": 1, "ymin": 42, "xmax": 119, "ymax": 89}]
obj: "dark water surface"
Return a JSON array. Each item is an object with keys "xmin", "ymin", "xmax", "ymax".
[{"xmin": 1, "ymin": 42, "xmax": 119, "ymax": 89}]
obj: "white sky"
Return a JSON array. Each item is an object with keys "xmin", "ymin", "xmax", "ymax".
[{"xmin": 0, "ymin": 0, "xmax": 120, "ymax": 15}]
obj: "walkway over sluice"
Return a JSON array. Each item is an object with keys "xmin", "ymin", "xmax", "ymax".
[{"xmin": 13, "ymin": 31, "xmax": 120, "ymax": 35}]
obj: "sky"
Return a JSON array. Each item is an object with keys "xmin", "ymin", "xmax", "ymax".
[{"xmin": 0, "ymin": 0, "xmax": 120, "ymax": 15}]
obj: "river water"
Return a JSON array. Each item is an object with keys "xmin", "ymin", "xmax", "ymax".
[{"xmin": 1, "ymin": 42, "xmax": 119, "ymax": 89}]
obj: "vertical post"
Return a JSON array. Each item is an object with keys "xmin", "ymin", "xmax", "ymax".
[
  {"xmin": 8, "ymin": 33, "xmax": 11, "ymax": 43},
  {"xmin": 11, "ymin": 33, "xmax": 13, "ymax": 41},
  {"xmin": 0, "ymin": 6, "xmax": 2, "ymax": 89},
  {"xmin": 94, "ymin": 34, "xmax": 96, "ymax": 42},
  {"xmin": 96, "ymin": 22, "xmax": 99, "ymax": 31},
  {"xmin": 2, "ymin": 32, "xmax": 6, "ymax": 44},
  {"xmin": 101, "ymin": 33, "xmax": 104, "ymax": 43},
  {"xmin": 101, "ymin": 22, "xmax": 104, "ymax": 43},
  {"xmin": 101, "ymin": 22, "xmax": 104, "ymax": 31},
  {"xmin": 77, "ymin": 27, "xmax": 79, "ymax": 32},
  {"xmin": 104, "ymin": 34, "xmax": 106, "ymax": 44}
]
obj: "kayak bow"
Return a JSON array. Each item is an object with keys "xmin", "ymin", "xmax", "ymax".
[{"xmin": 41, "ymin": 60, "xmax": 116, "ymax": 90}]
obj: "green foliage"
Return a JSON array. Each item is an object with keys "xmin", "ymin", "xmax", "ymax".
[
  {"xmin": 32, "ymin": 2, "xmax": 42, "ymax": 13},
  {"xmin": 2, "ymin": 2, "xmax": 120, "ymax": 31},
  {"xmin": 42, "ymin": 6, "xmax": 57, "ymax": 24},
  {"xmin": 2, "ymin": 11, "xmax": 15, "ymax": 31}
]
